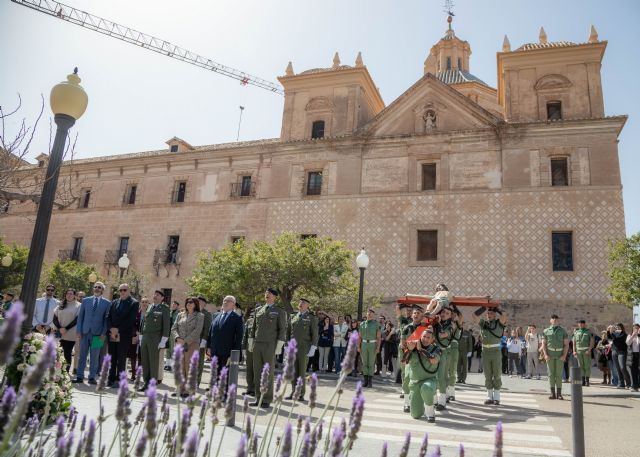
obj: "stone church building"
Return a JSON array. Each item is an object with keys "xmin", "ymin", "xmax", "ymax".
[{"xmin": 0, "ymin": 20, "xmax": 628, "ymax": 327}]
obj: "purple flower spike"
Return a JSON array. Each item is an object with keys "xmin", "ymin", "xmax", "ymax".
[
  {"xmin": 293, "ymin": 377, "xmax": 303, "ymax": 400},
  {"xmin": 283, "ymin": 339, "xmax": 297, "ymax": 382},
  {"xmin": 135, "ymin": 432, "xmax": 147, "ymax": 457},
  {"xmin": 494, "ymin": 422, "xmax": 503, "ymax": 457},
  {"xmin": 309, "ymin": 373, "xmax": 318, "ymax": 409},
  {"xmin": 245, "ymin": 415, "xmax": 252, "ymax": 437},
  {"xmin": 84, "ymin": 419, "xmax": 96, "ymax": 457},
  {"xmin": 328, "ymin": 426, "xmax": 345, "ymax": 457},
  {"xmin": 55, "ymin": 415, "xmax": 65, "ymax": 441},
  {"xmin": 217, "ymin": 366, "xmax": 229, "ymax": 403},
  {"xmin": 0, "ymin": 387, "xmax": 17, "ymax": 429},
  {"xmin": 355, "ymin": 381, "xmax": 363, "ymax": 398},
  {"xmin": 173, "ymin": 344, "xmax": 185, "ymax": 391},
  {"xmin": 260, "ymin": 363, "xmax": 270, "ymax": 395},
  {"xmin": 23, "ymin": 335, "xmax": 57, "ymax": 393},
  {"xmin": 309, "ymin": 427, "xmax": 319, "ymax": 456},
  {"xmin": 97, "ymin": 354, "xmax": 111, "ymax": 391},
  {"xmin": 347, "ymin": 394, "xmax": 364, "ymax": 442},
  {"xmin": 275, "ymin": 374, "xmax": 283, "ymax": 394},
  {"xmin": 428, "ymin": 446, "xmax": 441, "ymax": 457},
  {"xmin": 55, "ymin": 436, "xmax": 66, "ymax": 457},
  {"xmin": 187, "ymin": 350, "xmax": 199, "ymax": 395},
  {"xmin": 341, "ymin": 331, "xmax": 359, "ymax": 375},
  {"xmin": 280, "ymin": 423, "xmax": 292, "ymax": 457},
  {"xmin": 317, "ymin": 420, "xmax": 323, "ymax": 441},
  {"xmin": 146, "ymin": 379, "xmax": 157, "ymax": 440},
  {"xmin": 225, "ymin": 384, "xmax": 237, "ymax": 421},
  {"xmin": 300, "ymin": 433, "xmax": 311, "ymax": 457},
  {"xmin": 115, "ymin": 374, "xmax": 129, "ymax": 421},
  {"xmin": 242, "ymin": 394, "xmax": 249, "ymax": 414},
  {"xmin": 399, "ymin": 432, "xmax": 411, "ymax": 457},
  {"xmin": 380, "ymin": 442, "xmax": 388, "ymax": 457},
  {"xmin": 209, "ymin": 356, "xmax": 219, "ymax": 390},
  {"xmin": 183, "ymin": 428, "xmax": 199, "ymax": 457},
  {"xmin": 0, "ymin": 301, "xmax": 24, "ymax": 365},
  {"xmin": 418, "ymin": 433, "xmax": 429, "ymax": 457},
  {"xmin": 236, "ymin": 433, "xmax": 248, "ymax": 457},
  {"xmin": 459, "ymin": 443, "xmax": 464, "ymax": 457}
]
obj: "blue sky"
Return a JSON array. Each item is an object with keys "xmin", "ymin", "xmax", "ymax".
[{"xmin": 1, "ymin": 0, "xmax": 638, "ymax": 234}]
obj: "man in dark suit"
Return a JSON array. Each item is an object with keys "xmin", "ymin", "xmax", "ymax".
[
  {"xmin": 207, "ymin": 295, "xmax": 243, "ymax": 370},
  {"xmin": 107, "ymin": 283, "xmax": 139, "ymax": 387}
]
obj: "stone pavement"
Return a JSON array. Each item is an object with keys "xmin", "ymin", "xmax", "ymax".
[{"xmin": 65, "ymin": 363, "xmax": 638, "ymax": 457}]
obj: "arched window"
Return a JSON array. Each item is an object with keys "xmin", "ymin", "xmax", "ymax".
[{"xmin": 311, "ymin": 120, "xmax": 325, "ymax": 139}]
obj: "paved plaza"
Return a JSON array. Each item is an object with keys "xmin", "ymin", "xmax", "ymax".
[{"xmin": 67, "ymin": 362, "xmax": 638, "ymax": 457}]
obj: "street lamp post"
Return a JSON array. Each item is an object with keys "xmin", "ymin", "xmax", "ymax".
[
  {"xmin": 20, "ymin": 69, "xmax": 88, "ymax": 336},
  {"xmin": 1, "ymin": 254, "xmax": 13, "ymax": 268},
  {"xmin": 355, "ymin": 248, "xmax": 369, "ymax": 322},
  {"xmin": 118, "ymin": 253, "xmax": 130, "ymax": 279}
]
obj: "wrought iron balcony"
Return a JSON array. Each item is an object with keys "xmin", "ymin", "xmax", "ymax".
[
  {"xmin": 230, "ymin": 181, "xmax": 256, "ymax": 198},
  {"xmin": 104, "ymin": 249, "xmax": 133, "ymax": 265},
  {"xmin": 58, "ymin": 249, "xmax": 84, "ymax": 262},
  {"xmin": 153, "ymin": 249, "xmax": 181, "ymax": 276}
]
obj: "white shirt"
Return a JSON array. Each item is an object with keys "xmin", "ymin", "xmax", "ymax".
[
  {"xmin": 333, "ymin": 323, "xmax": 348, "ymax": 347},
  {"xmin": 626, "ymin": 333, "xmax": 640, "ymax": 352},
  {"xmin": 525, "ymin": 333, "xmax": 540, "ymax": 353},
  {"xmin": 507, "ymin": 338, "xmax": 522, "ymax": 354},
  {"xmin": 32, "ymin": 296, "xmax": 59, "ymax": 327}
]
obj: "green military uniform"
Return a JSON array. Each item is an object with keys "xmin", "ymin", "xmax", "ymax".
[
  {"xmin": 434, "ymin": 318, "xmax": 455, "ymax": 408},
  {"xmin": 241, "ymin": 309, "xmax": 257, "ymax": 394},
  {"xmin": 399, "ymin": 318, "xmax": 419, "ymax": 405},
  {"xmin": 140, "ymin": 302, "xmax": 171, "ymax": 385},
  {"xmin": 198, "ymin": 308, "xmax": 214, "ymax": 384},
  {"xmin": 446, "ymin": 322, "xmax": 462, "ymax": 399},
  {"xmin": 250, "ymin": 303, "xmax": 287, "ymax": 404},
  {"xmin": 573, "ymin": 327, "xmax": 593, "ymax": 385},
  {"xmin": 543, "ymin": 325, "xmax": 568, "ymax": 396},
  {"xmin": 479, "ymin": 317, "xmax": 505, "ymax": 403},
  {"xmin": 457, "ymin": 329, "xmax": 473, "ymax": 383},
  {"xmin": 287, "ymin": 310, "xmax": 319, "ymax": 396},
  {"xmin": 359, "ymin": 319, "xmax": 380, "ymax": 386},
  {"xmin": 407, "ymin": 343, "xmax": 441, "ymax": 421}
]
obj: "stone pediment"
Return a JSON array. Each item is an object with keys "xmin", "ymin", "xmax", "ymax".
[{"xmin": 359, "ymin": 73, "xmax": 501, "ymax": 137}]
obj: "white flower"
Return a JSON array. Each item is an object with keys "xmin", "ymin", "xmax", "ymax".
[
  {"xmin": 17, "ymin": 363, "xmax": 26, "ymax": 371},
  {"xmin": 28, "ymin": 345, "xmax": 36, "ymax": 352},
  {"xmin": 28, "ymin": 354, "xmax": 37, "ymax": 364}
]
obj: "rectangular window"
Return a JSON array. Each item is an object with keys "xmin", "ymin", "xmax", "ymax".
[
  {"xmin": 551, "ymin": 158, "xmax": 568, "ymax": 186},
  {"xmin": 174, "ymin": 181, "xmax": 186, "ymax": 203},
  {"xmin": 118, "ymin": 237, "xmax": 129, "ymax": 258},
  {"xmin": 457, "ymin": 57, "xmax": 461, "ymax": 69},
  {"xmin": 72, "ymin": 237, "xmax": 83, "ymax": 261},
  {"xmin": 552, "ymin": 231, "xmax": 573, "ymax": 271},
  {"xmin": 421, "ymin": 163, "xmax": 437, "ymax": 191},
  {"xmin": 230, "ymin": 236, "xmax": 245, "ymax": 244},
  {"xmin": 446, "ymin": 57, "xmax": 451, "ymax": 70},
  {"xmin": 306, "ymin": 171, "xmax": 323, "ymax": 196},
  {"xmin": 170, "ymin": 145, "xmax": 179, "ymax": 152},
  {"xmin": 125, "ymin": 185, "xmax": 137, "ymax": 205},
  {"xmin": 547, "ymin": 101, "xmax": 562, "ymax": 120},
  {"xmin": 311, "ymin": 121, "xmax": 325, "ymax": 139},
  {"xmin": 80, "ymin": 189, "xmax": 91, "ymax": 208},
  {"xmin": 161, "ymin": 288, "xmax": 172, "ymax": 305},
  {"xmin": 240, "ymin": 176, "xmax": 252, "ymax": 197},
  {"xmin": 417, "ymin": 230, "xmax": 438, "ymax": 261}
]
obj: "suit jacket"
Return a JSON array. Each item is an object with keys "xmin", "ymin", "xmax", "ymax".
[
  {"xmin": 107, "ymin": 296, "xmax": 139, "ymax": 338},
  {"xmin": 77, "ymin": 295, "xmax": 111, "ymax": 336},
  {"xmin": 171, "ymin": 311, "xmax": 204, "ymax": 345},
  {"xmin": 207, "ymin": 311, "xmax": 243, "ymax": 358}
]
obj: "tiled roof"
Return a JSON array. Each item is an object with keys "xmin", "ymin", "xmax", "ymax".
[
  {"xmin": 436, "ymin": 70, "xmax": 488, "ymax": 86},
  {"xmin": 298, "ymin": 65, "xmax": 354, "ymax": 75},
  {"xmin": 515, "ymin": 41, "xmax": 576, "ymax": 51}
]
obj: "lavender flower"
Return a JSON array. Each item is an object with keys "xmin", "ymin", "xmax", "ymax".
[
  {"xmin": 494, "ymin": 422, "xmax": 503, "ymax": 457},
  {"xmin": 459, "ymin": 444, "xmax": 464, "ymax": 457},
  {"xmin": 260, "ymin": 363, "xmax": 270, "ymax": 395},
  {"xmin": 55, "ymin": 436, "xmax": 66, "ymax": 457},
  {"xmin": 26, "ymin": 416, "xmax": 39, "ymax": 443},
  {"xmin": 283, "ymin": 339, "xmax": 297, "ymax": 381},
  {"xmin": 245, "ymin": 415, "xmax": 252, "ymax": 437},
  {"xmin": 22, "ymin": 335, "xmax": 57, "ymax": 392},
  {"xmin": 399, "ymin": 433, "xmax": 411, "ymax": 457},
  {"xmin": 84, "ymin": 419, "xmax": 96, "ymax": 457},
  {"xmin": 187, "ymin": 350, "xmax": 199, "ymax": 395},
  {"xmin": 355, "ymin": 381, "xmax": 363, "ymax": 398},
  {"xmin": 183, "ymin": 428, "xmax": 199, "ymax": 457},
  {"xmin": 115, "ymin": 374, "xmax": 129, "ymax": 421},
  {"xmin": 309, "ymin": 373, "xmax": 318, "ymax": 409},
  {"xmin": 309, "ymin": 427, "xmax": 319, "ymax": 456},
  {"xmin": 380, "ymin": 442, "xmax": 388, "ymax": 457},
  {"xmin": 173, "ymin": 344, "xmax": 185, "ymax": 391},
  {"xmin": 293, "ymin": 377, "xmax": 303, "ymax": 400},
  {"xmin": 0, "ymin": 301, "xmax": 24, "ymax": 365},
  {"xmin": 300, "ymin": 433, "xmax": 311, "ymax": 457},
  {"xmin": 317, "ymin": 420, "xmax": 323, "ymax": 441},
  {"xmin": 181, "ymin": 409, "xmax": 192, "ymax": 441},
  {"xmin": 275, "ymin": 374, "xmax": 283, "ymax": 395},
  {"xmin": 242, "ymin": 394, "xmax": 249, "ymax": 415},
  {"xmin": 340, "ymin": 417, "xmax": 346, "ymax": 435},
  {"xmin": 225, "ymin": 384, "xmax": 237, "ymax": 421},
  {"xmin": 347, "ymin": 394, "xmax": 364, "ymax": 442},
  {"xmin": 208, "ymin": 356, "xmax": 219, "ymax": 392},
  {"xmin": 56, "ymin": 415, "xmax": 65, "ymax": 441},
  {"xmin": 0, "ymin": 387, "xmax": 17, "ymax": 429},
  {"xmin": 341, "ymin": 331, "xmax": 359, "ymax": 375},
  {"xmin": 236, "ymin": 433, "xmax": 248, "ymax": 457},
  {"xmin": 296, "ymin": 414, "xmax": 303, "ymax": 435},
  {"xmin": 96, "ymin": 354, "xmax": 111, "ymax": 391},
  {"xmin": 329, "ymin": 426, "xmax": 345, "ymax": 457},
  {"xmin": 251, "ymin": 433, "xmax": 259, "ymax": 456},
  {"xmin": 79, "ymin": 414, "xmax": 86, "ymax": 432},
  {"xmin": 304, "ymin": 416, "xmax": 311, "ymax": 435},
  {"xmin": 418, "ymin": 433, "xmax": 429, "ymax": 457},
  {"xmin": 146, "ymin": 379, "xmax": 157, "ymax": 440},
  {"xmin": 134, "ymin": 365, "xmax": 144, "ymax": 392},
  {"xmin": 216, "ymin": 366, "xmax": 229, "ymax": 407},
  {"xmin": 135, "ymin": 432, "xmax": 147, "ymax": 457},
  {"xmin": 280, "ymin": 423, "xmax": 292, "ymax": 457},
  {"xmin": 134, "ymin": 401, "xmax": 147, "ymax": 425},
  {"xmin": 428, "ymin": 446, "xmax": 441, "ymax": 457}
]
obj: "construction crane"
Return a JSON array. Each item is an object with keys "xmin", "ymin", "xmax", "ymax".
[{"xmin": 10, "ymin": 0, "xmax": 284, "ymax": 95}]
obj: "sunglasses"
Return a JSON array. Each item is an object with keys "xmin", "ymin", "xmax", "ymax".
[
  {"xmin": 119, "ymin": 289, "xmax": 129, "ymax": 292},
  {"xmin": 46, "ymin": 288, "xmax": 55, "ymax": 292},
  {"xmin": 93, "ymin": 286, "xmax": 103, "ymax": 289}
]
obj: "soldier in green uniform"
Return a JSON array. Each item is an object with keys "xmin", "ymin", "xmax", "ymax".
[
  {"xmin": 286, "ymin": 298, "xmax": 319, "ymax": 401},
  {"xmin": 248, "ymin": 288, "xmax": 287, "ymax": 407},
  {"xmin": 197, "ymin": 296, "xmax": 215, "ymax": 386},
  {"xmin": 395, "ymin": 303, "xmax": 411, "ymax": 398},
  {"xmin": 397, "ymin": 305, "xmax": 423, "ymax": 412},
  {"xmin": 433, "ymin": 305, "xmax": 457, "ymax": 410},
  {"xmin": 139, "ymin": 290, "xmax": 171, "ymax": 391},
  {"xmin": 241, "ymin": 306, "xmax": 257, "ymax": 396},
  {"xmin": 404, "ymin": 327, "xmax": 442, "ymax": 422},
  {"xmin": 359, "ymin": 308, "xmax": 381, "ymax": 388},
  {"xmin": 446, "ymin": 308, "xmax": 463, "ymax": 401},
  {"xmin": 472, "ymin": 306, "xmax": 508, "ymax": 405},
  {"xmin": 572, "ymin": 319, "xmax": 594, "ymax": 386},
  {"xmin": 542, "ymin": 314, "xmax": 569, "ymax": 399},
  {"xmin": 456, "ymin": 323, "xmax": 473, "ymax": 384}
]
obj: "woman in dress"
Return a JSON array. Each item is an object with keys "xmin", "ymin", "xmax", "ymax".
[{"xmin": 52, "ymin": 288, "xmax": 80, "ymax": 373}]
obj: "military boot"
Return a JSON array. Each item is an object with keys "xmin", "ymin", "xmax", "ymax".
[
  {"xmin": 369, "ymin": 376, "xmax": 374, "ymax": 388},
  {"xmin": 586, "ymin": 377, "xmax": 590, "ymax": 387},
  {"xmin": 581, "ymin": 377, "xmax": 586, "ymax": 386},
  {"xmin": 549, "ymin": 387, "xmax": 556, "ymax": 400},
  {"xmin": 556, "ymin": 388, "xmax": 564, "ymax": 400}
]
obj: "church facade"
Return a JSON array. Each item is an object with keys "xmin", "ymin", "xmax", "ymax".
[{"xmin": 0, "ymin": 21, "xmax": 628, "ymax": 327}]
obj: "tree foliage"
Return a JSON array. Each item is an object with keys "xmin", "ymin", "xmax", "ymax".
[
  {"xmin": 106, "ymin": 267, "xmax": 149, "ymax": 300},
  {"xmin": 40, "ymin": 260, "xmax": 104, "ymax": 297},
  {"xmin": 607, "ymin": 233, "xmax": 640, "ymax": 308},
  {"xmin": 0, "ymin": 238, "xmax": 29, "ymax": 294},
  {"xmin": 187, "ymin": 232, "xmax": 377, "ymax": 314}
]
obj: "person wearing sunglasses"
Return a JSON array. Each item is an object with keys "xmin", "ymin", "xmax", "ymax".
[
  {"xmin": 106, "ymin": 284, "xmax": 140, "ymax": 388},
  {"xmin": 32, "ymin": 284, "xmax": 60, "ymax": 334},
  {"xmin": 74, "ymin": 281, "xmax": 111, "ymax": 385}
]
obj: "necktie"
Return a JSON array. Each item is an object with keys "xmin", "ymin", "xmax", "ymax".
[
  {"xmin": 221, "ymin": 312, "xmax": 227, "ymax": 325},
  {"xmin": 43, "ymin": 298, "xmax": 50, "ymax": 323},
  {"xmin": 93, "ymin": 296, "xmax": 98, "ymax": 312}
]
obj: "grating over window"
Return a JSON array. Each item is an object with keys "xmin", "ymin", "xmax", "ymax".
[
  {"xmin": 118, "ymin": 237, "xmax": 129, "ymax": 258},
  {"xmin": 306, "ymin": 171, "xmax": 323, "ymax": 196},
  {"xmin": 240, "ymin": 176, "xmax": 252, "ymax": 197},
  {"xmin": 80, "ymin": 189, "xmax": 91, "ymax": 208},
  {"xmin": 422, "ymin": 163, "xmax": 437, "ymax": 191},
  {"xmin": 551, "ymin": 158, "xmax": 568, "ymax": 186},
  {"xmin": 72, "ymin": 237, "xmax": 83, "ymax": 261},
  {"xmin": 126, "ymin": 185, "xmax": 137, "ymax": 205},
  {"xmin": 552, "ymin": 231, "xmax": 573, "ymax": 271},
  {"xmin": 417, "ymin": 230, "xmax": 438, "ymax": 261}
]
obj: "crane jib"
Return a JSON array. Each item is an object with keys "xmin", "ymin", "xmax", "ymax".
[{"xmin": 11, "ymin": 0, "xmax": 284, "ymax": 95}]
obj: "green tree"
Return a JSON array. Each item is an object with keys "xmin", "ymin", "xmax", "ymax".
[
  {"xmin": 40, "ymin": 260, "xmax": 103, "ymax": 297},
  {"xmin": 107, "ymin": 267, "xmax": 148, "ymax": 300},
  {"xmin": 0, "ymin": 238, "xmax": 29, "ymax": 294},
  {"xmin": 187, "ymin": 232, "xmax": 372, "ymax": 314},
  {"xmin": 607, "ymin": 233, "xmax": 640, "ymax": 308}
]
